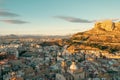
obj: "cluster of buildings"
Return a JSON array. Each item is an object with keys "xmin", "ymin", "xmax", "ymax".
[{"xmin": 0, "ymin": 38, "xmax": 120, "ymax": 80}]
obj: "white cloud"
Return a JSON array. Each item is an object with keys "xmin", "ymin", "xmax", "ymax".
[{"xmin": 54, "ymin": 16, "xmax": 93, "ymax": 23}]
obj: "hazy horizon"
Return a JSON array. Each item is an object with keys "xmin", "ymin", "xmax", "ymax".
[{"xmin": 0, "ymin": 0, "xmax": 120, "ymax": 35}]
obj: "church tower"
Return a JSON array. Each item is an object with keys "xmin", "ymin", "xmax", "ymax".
[
  {"xmin": 70, "ymin": 61, "xmax": 78, "ymax": 73},
  {"xmin": 61, "ymin": 60, "xmax": 67, "ymax": 73}
]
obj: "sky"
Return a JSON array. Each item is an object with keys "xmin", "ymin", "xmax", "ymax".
[{"xmin": 0, "ymin": 0, "xmax": 120, "ymax": 35}]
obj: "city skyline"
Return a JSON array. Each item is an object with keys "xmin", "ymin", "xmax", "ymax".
[{"xmin": 0, "ymin": 0, "xmax": 120, "ymax": 35}]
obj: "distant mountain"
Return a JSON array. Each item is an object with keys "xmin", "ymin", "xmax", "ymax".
[
  {"xmin": 0, "ymin": 34, "xmax": 70, "ymax": 39},
  {"xmin": 67, "ymin": 20, "xmax": 120, "ymax": 53},
  {"xmin": 0, "ymin": 34, "xmax": 19, "ymax": 39}
]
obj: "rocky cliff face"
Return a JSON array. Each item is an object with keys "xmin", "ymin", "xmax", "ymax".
[{"xmin": 67, "ymin": 20, "xmax": 120, "ymax": 53}]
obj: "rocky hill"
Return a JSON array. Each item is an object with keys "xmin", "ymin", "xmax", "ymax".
[{"xmin": 66, "ymin": 20, "xmax": 120, "ymax": 53}]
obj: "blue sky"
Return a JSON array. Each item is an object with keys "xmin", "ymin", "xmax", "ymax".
[{"xmin": 0, "ymin": 0, "xmax": 120, "ymax": 35}]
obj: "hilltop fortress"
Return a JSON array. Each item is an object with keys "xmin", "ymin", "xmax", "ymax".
[{"xmin": 94, "ymin": 20, "xmax": 120, "ymax": 32}]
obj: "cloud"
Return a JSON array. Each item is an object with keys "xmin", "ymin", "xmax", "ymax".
[
  {"xmin": 54, "ymin": 16, "xmax": 120, "ymax": 23},
  {"xmin": 0, "ymin": 19, "xmax": 29, "ymax": 24},
  {"xmin": 54, "ymin": 16, "xmax": 93, "ymax": 23},
  {"xmin": 0, "ymin": 10, "xmax": 20, "ymax": 17}
]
